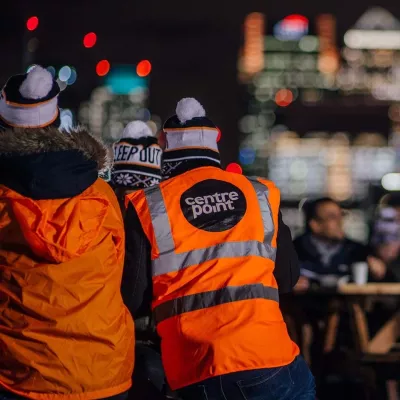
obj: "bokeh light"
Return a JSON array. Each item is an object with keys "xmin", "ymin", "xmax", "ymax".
[
  {"xmin": 135, "ymin": 108, "xmax": 151, "ymax": 121},
  {"xmin": 137, "ymin": 60, "xmax": 152, "ymax": 77},
  {"xmin": 217, "ymin": 128, "xmax": 222, "ymax": 142},
  {"xmin": 275, "ymin": 89, "xmax": 294, "ymax": 107},
  {"xmin": 67, "ymin": 68, "xmax": 77, "ymax": 85},
  {"xmin": 26, "ymin": 64, "xmax": 37, "ymax": 73},
  {"xmin": 226, "ymin": 163, "xmax": 243, "ymax": 174},
  {"xmin": 96, "ymin": 60, "xmax": 110, "ymax": 77},
  {"xmin": 46, "ymin": 66, "xmax": 56, "ymax": 78},
  {"xmin": 26, "ymin": 16, "xmax": 39, "ymax": 31},
  {"xmin": 27, "ymin": 37, "xmax": 39, "ymax": 52},
  {"xmin": 83, "ymin": 32, "xmax": 97, "ymax": 48},
  {"xmin": 58, "ymin": 66, "xmax": 72, "ymax": 82},
  {"xmin": 57, "ymin": 79, "xmax": 68, "ymax": 91},
  {"xmin": 239, "ymin": 147, "xmax": 256, "ymax": 165},
  {"xmin": 60, "ymin": 109, "xmax": 73, "ymax": 131}
]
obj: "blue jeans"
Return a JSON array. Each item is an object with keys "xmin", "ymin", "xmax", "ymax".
[{"xmin": 178, "ymin": 356, "xmax": 315, "ymax": 400}]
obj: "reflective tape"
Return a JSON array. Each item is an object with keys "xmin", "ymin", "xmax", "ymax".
[
  {"xmin": 144, "ymin": 177, "xmax": 277, "ymax": 277},
  {"xmin": 152, "ymin": 240, "xmax": 276, "ymax": 276},
  {"xmin": 153, "ymin": 283, "xmax": 279, "ymax": 324},
  {"xmin": 248, "ymin": 177, "xmax": 274, "ymax": 247},
  {"xmin": 145, "ymin": 186, "xmax": 175, "ymax": 253}
]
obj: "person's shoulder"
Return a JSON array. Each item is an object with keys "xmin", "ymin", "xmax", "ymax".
[
  {"xmin": 294, "ymin": 232, "xmax": 308, "ymax": 243},
  {"xmin": 293, "ymin": 233, "xmax": 309, "ymax": 250}
]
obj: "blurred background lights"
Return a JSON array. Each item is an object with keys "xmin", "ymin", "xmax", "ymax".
[
  {"xmin": 60, "ymin": 109, "xmax": 74, "ymax": 131},
  {"xmin": 96, "ymin": 60, "xmax": 110, "ymax": 77},
  {"xmin": 67, "ymin": 68, "xmax": 77, "ymax": 85},
  {"xmin": 226, "ymin": 163, "xmax": 243, "ymax": 174},
  {"xmin": 105, "ymin": 65, "xmax": 147, "ymax": 94},
  {"xmin": 58, "ymin": 66, "xmax": 72, "ymax": 82},
  {"xmin": 299, "ymin": 36, "xmax": 319, "ymax": 52},
  {"xmin": 274, "ymin": 14, "xmax": 308, "ymax": 41},
  {"xmin": 83, "ymin": 32, "xmax": 97, "ymax": 48},
  {"xmin": 239, "ymin": 147, "xmax": 256, "ymax": 165},
  {"xmin": 26, "ymin": 16, "xmax": 39, "ymax": 31},
  {"xmin": 147, "ymin": 121, "xmax": 158, "ymax": 135},
  {"xmin": 27, "ymin": 37, "xmax": 39, "ymax": 52},
  {"xmin": 275, "ymin": 89, "xmax": 294, "ymax": 107},
  {"xmin": 217, "ymin": 128, "xmax": 222, "ymax": 142},
  {"xmin": 135, "ymin": 108, "xmax": 151, "ymax": 121},
  {"xmin": 136, "ymin": 60, "xmax": 152, "ymax": 77},
  {"xmin": 46, "ymin": 66, "xmax": 56, "ymax": 78},
  {"xmin": 382, "ymin": 173, "xmax": 400, "ymax": 191},
  {"xmin": 57, "ymin": 79, "xmax": 67, "ymax": 91}
]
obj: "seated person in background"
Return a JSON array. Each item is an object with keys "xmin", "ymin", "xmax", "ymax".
[
  {"xmin": 370, "ymin": 206, "xmax": 400, "ymax": 281},
  {"xmin": 294, "ymin": 197, "xmax": 386, "ymax": 290}
]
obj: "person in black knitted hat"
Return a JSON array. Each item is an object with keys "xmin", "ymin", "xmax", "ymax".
[
  {"xmin": 161, "ymin": 98, "xmax": 221, "ymax": 178},
  {"xmin": 0, "ymin": 65, "xmax": 60, "ymax": 130},
  {"xmin": 112, "ymin": 121, "xmax": 162, "ymax": 189}
]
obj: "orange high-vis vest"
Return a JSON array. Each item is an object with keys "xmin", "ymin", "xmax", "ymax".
[
  {"xmin": 0, "ymin": 179, "xmax": 135, "ymax": 400},
  {"xmin": 127, "ymin": 166, "xmax": 299, "ymax": 390}
]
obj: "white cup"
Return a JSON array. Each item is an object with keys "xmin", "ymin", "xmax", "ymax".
[{"xmin": 351, "ymin": 262, "xmax": 368, "ymax": 285}]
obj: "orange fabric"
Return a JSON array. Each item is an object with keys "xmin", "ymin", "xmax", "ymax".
[
  {"xmin": 0, "ymin": 179, "xmax": 135, "ymax": 400},
  {"xmin": 128, "ymin": 167, "xmax": 299, "ymax": 390}
]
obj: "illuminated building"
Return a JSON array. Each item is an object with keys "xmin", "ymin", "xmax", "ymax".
[{"xmin": 238, "ymin": 9, "xmax": 400, "ymax": 239}]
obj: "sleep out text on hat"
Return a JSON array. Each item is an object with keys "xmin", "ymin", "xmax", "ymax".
[{"xmin": 114, "ymin": 144, "xmax": 162, "ymax": 166}]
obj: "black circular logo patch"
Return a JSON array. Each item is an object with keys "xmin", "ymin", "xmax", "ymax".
[{"xmin": 180, "ymin": 179, "xmax": 247, "ymax": 232}]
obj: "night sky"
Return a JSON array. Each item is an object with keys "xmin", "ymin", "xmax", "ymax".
[{"xmin": 2, "ymin": 0, "xmax": 400, "ymax": 162}]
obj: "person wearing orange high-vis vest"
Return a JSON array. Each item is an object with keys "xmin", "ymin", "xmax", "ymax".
[{"xmin": 125, "ymin": 98, "xmax": 315, "ymax": 400}]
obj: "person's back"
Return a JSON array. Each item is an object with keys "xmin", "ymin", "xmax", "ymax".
[
  {"xmin": 126, "ymin": 98, "xmax": 315, "ymax": 400},
  {"xmin": 0, "ymin": 66, "xmax": 134, "ymax": 399}
]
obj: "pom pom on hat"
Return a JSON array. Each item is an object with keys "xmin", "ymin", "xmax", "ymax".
[
  {"xmin": 19, "ymin": 66, "xmax": 54, "ymax": 100},
  {"xmin": 122, "ymin": 121, "xmax": 154, "ymax": 139},
  {"xmin": 176, "ymin": 98, "xmax": 206, "ymax": 124}
]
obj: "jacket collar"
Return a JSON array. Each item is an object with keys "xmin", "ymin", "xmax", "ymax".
[
  {"xmin": 0, "ymin": 126, "xmax": 108, "ymax": 199},
  {"xmin": 163, "ymin": 158, "xmax": 221, "ymax": 180}
]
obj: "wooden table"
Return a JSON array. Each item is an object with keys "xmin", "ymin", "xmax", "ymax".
[
  {"xmin": 337, "ymin": 283, "xmax": 400, "ymax": 355},
  {"xmin": 337, "ymin": 284, "xmax": 400, "ymax": 400}
]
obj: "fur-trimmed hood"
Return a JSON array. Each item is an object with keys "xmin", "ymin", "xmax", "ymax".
[
  {"xmin": 0, "ymin": 126, "xmax": 109, "ymax": 200},
  {"xmin": 0, "ymin": 126, "xmax": 108, "ymax": 171}
]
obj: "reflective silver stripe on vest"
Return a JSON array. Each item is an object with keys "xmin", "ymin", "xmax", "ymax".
[
  {"xmin": 248, "ymin": 177, "xmax": 274, "ymax": 247},
  {"xmin": 145, "ymin": 186, "xmax": 174, "ymax": 253},
  {"xmin": 153, "ymin": 284, "xmax": 279, "ymax": 324},
  {"xmin": 145, "ymin": 178, "xmax": 276, "ymax": 277},
  {"xmin": 152, "ymin": 240, "xmax": 276, "ymax": 276}
]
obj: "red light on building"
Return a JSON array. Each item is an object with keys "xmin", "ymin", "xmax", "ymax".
[
  {"xmin": 96, "ymin": 60, "xmax": 110, "ymax": 77},
  {"xmin": 137, "ymin": 60, "xmax": 152, "ymax": 77},
  {"xmin": 226, "ymin": 163, "xmax": 243, "ymax": 174},
  {"xmin": 26, "ymin": 16, "xmax": 39, "ymax": 31},
  {"xmin": 275, "ymin": 89, "xmax": 293, "ymax": 107},
  {"xmin": 83, "ymin": 32, "xmax": 97, "ymax": 48},
  {"xmin": 284, "ymin": 14, "xmax": 308, "ymax": 25}
]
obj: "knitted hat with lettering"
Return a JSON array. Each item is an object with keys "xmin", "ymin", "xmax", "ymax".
[
  {"xmin": 111, "ymin": 121, "xmax": 162, "ymax": 189},
  {"xmin": 162, "ymin": 98, "xmax": 220, "ymax": 178},
  {"xmin": 0, "ymin": 66, "xmax": 60, "ymax": 130}
]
